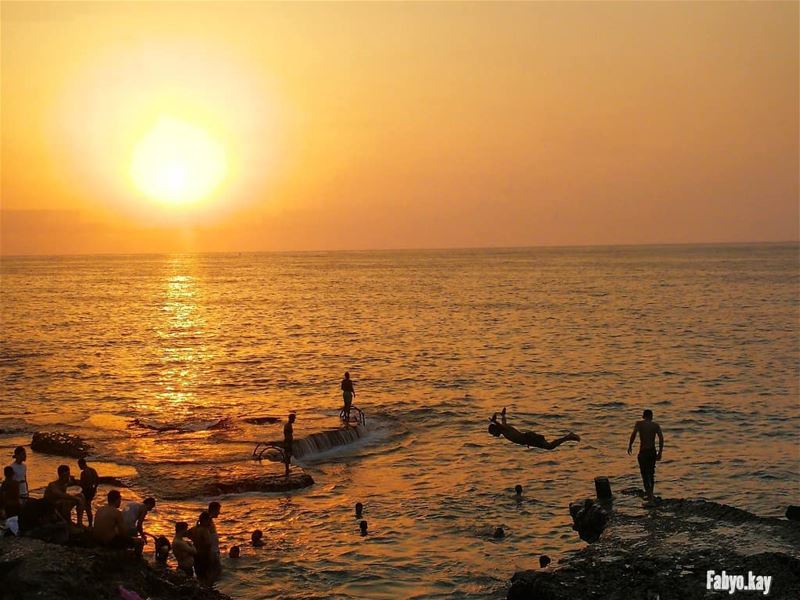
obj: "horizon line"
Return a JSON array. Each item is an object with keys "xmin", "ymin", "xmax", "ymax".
[{"xmin": 1, "ymin": 239, "xmax": 798, "ymax": 260}]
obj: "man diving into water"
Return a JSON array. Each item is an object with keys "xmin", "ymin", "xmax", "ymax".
[{"xmin": 488, "ymin": 408, "xmax": 580, "ymax": 449}]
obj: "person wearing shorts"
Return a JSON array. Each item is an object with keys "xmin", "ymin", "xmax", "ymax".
[{"xmin": 488, "ymin": 408, "xmax": 581, "ymax": 450}]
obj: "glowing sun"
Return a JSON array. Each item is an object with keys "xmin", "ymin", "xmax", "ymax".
[{"xmin": 130, "ymin": 117, "xmax": 228, "ymax": 205}]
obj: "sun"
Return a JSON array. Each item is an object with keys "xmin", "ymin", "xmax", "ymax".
[{"xmin": 130, "ymin": 117, "xmax": 228, "ymax": 206}]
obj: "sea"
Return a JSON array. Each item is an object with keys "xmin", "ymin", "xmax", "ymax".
[{"xmin": 1, "ymin": 243, "xmax": 798, "ymax": 599}]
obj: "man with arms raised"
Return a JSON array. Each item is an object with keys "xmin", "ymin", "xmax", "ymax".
[
  {"xmin": 627, "ymin": 409, "xmax": 664, "ymax": 501},
  {"xmin": 94, "ymin": 490, "xmax": 143, "ymax": 556}
]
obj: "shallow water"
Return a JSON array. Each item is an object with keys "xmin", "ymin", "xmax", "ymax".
[{"xmin": 1, "ymin": 244, "xmax": 798, "ymax": 599}]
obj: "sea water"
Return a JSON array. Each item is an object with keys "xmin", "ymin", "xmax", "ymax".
[{"xmin": 1, "ymin": 244, "xmax": 798, "ymax": 599}]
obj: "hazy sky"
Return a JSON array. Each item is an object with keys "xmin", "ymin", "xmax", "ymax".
[{"xmin": 1, "ymin": 1, "xmax": 798, "ymax": 255}]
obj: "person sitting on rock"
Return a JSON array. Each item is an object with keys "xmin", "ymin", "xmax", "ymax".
[
  {"xmin": 122, "ymin": 496, "xmax": 156, "ymax": 540},
  {"xmin": 44, "ymin": 465, "xmax": 85, "ymax": 525},
  {"xmin": 1, "ymin": 465, "xmax": 21, "ymax": 519},
  {"xmin": 173, "ymin": 521, "xmax": 197, "ymax": 577},
  {"xmin": 93, "ymin": 490, "xmax": 144, "ymax": 556},
  {"xmin": 488, "ymin": 408, "xmax": 580, "ymax": 449}
]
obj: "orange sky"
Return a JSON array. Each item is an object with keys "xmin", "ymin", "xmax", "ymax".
[{"xmin": 1, "ymin": 1, "xmax": 798, "ymax": 255}]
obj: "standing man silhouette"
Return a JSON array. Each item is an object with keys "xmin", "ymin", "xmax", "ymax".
[
  {"xmin": 341, "ymin": 372, "xmax": 356, "ymax": 423},
  {"xmin": 627, "ymin": 409, "xmax": 664, "ymax": 501}
]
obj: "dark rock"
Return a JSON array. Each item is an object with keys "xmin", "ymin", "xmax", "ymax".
[
  {"xmin": 30, "ymin": 431, "xmax": 90, "ymax": 458},
  {"xmin": 202, "ymin": 471, "xmax": 314, "ymax": 496},
  {"xmin": 786, "ymin": 506, "xmax": 800, "ymax": 521},
  {"xmin": 0, "ymin": 536, "xmax": 230, "ymax": 600},
  {"xmin": 509, "ymin": 497, "xmax": 800, "ymax": 600},
  {"xmin": 594, "ymin": 476, "xmax": 613, "ymax": 500},
  {"xmin": 242, "ymin": 416, "xmax": 281, "ymax": 425},
  {"xmin": 569, "ymin": 498, "xmax": 609, "ymax": 543}
]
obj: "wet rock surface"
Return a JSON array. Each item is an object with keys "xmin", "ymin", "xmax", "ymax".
[
  {"xmin": 30, "ymin": 431, "xmax": 90, "ymax": 458},
  {"xmin": 202, "ymin": 470, "xmax": 315, "ymax": 497},
  {"xmin": 509, "ymin": 495, "xmax": 800, "ymax": 600},
  {"xmin": 0, "ymin": 536, "xmax": 230, "ymax": 600}
]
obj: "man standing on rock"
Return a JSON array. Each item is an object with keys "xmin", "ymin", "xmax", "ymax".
[
  {"xmin": 8, "ymin": 446, "xmax": 29, "ymax": 502},
  {"xmin": 75, "ymin": 458, "xmax": 98, "ymax": 526},
  {"xmin": 283, "ymin": 413, "xmax": 296, "ymax": 476},
  {"xmin": 627, "ymin": 409, "xmax": 664, "ymax": 501}
]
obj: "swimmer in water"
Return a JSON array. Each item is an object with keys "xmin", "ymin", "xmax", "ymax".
[{"xmin": 488, "ymin": 408, "xmax": 580, "ymax": 449}]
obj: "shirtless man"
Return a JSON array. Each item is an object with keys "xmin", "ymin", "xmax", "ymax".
[
  {"xmin": 627, "ymin": 409, "xmax": 664, "ymax": 501},
  {"xmin": 76, "ymin": 458, "xmax": 98, "ymax": 526},
  {"xmin": 93, "ymin": 490, "xmax": 143, "ymax": 555},
  {"xmin": 44, "ymin": 465, "xmax": 85, "ymax": 525},
  {"xmin": 488, "ymin": 408, "xmax": 580, "ymax": 449},
  {"xmin": 188, "ymin": 511, "xmax": 214, "ymax": 585},
  {"xmin": 283, "ymin": 413, "xmax": 295, "ymax": 476},
  {"xmin": 172, "ymin": 521, "xmax": 197, "ymax": 576}
]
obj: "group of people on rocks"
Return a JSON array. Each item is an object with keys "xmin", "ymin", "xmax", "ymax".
[{"xmin": 0, "ymin": 447, "xmax": 245, "ymax": 586}]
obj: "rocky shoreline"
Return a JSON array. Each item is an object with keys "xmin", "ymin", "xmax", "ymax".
[
  {"xmin": 0, "ymin": 536, "xmax": 231, "ymax": 600},
  {"xmin": 508, "ymin": 490, "xmax": 800, "ymax": 600}
]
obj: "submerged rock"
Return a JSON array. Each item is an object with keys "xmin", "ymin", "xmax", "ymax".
[
  {"xmin": 30, "ymin": 431, "xmax": 90, "ymax": 458},
  {"xmin": 509, "ymin": 497, "xmax": 800, "ymax": 599},
  {"xmin": 242, "ymin": 416, "xmax": 281, "ymax": 425},
  {"xmin": 0, "ymin": 536, "xmax": 230, "ymax": 600},
  {"xmin": 202, "ymin": 470, "xmax": 315, "ymax": 496}
]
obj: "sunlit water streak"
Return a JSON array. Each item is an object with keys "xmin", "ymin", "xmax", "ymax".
[{"xmin": 1, "ymin": 244, "xmax": 798, "ymax": 599}]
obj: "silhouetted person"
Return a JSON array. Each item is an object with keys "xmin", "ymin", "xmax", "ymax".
[
  {"xmin": 76, "ymin": 458, "xmax": 98, "ymax": 526},
  {"xmin": 229, "ymin": 545, "xmax": 240, "ymax": 559},
  {"xmin": 251, "ymin": 529, "xmax": 264, "ymax": 547},
  {"xmin": 514, "ymin": 485, "xmax": 523, "ymax": 497},
  {"xmin": 122, "ymin": 496, "xmax": 156, "ymax": 539},
  {"xmin": 284, "ymin": 413, "xmax": 296, "ymax": 476},
  {"xmin": 488, "ymin": 408, "xmax": 580, "ymax": 449},
  {"xmin": 355, "ymin": 502, "xmax": 363, "ymax": 518},
  {"xmin": 1, "ymin": 466, "xmax": 21, "ymax": 519},
  {"xmin": 173, "ymin": 522, "xmax": 196, "ymax": 576},
  {"xmin": 341, "ymin": 372, "xmax": 356, "ymax": 422},
  {"xmin": 8, "ymin": 446, "xmax": 28, "ymax": 501},
  {"xmin": 93, "ymin": 490, "xmax": 144, "ymax": 556},
  {"xmin": 359, "ymin": 520, "xmax": 368, "ymax": 536},
  {"xmin": 539, "ymin": 555, "xmax": 551, "ymax": 568},
  {"xmin": 155, "ymin": 536, "xmax": 171, "ymax": 563},
  {"xmin": 627, "ymin": 409, "xmax": 664, "ymax": 501},
  {"xmin": 493, "ymin": 526, "xmax": 505, "ymax": 539},
  {"xmin": 208, "ymin": 501, "xmax": 222, "ymax": 578},
  {"xmin": 44, "ymin": 465, "xmax": 85, "ymax": 525},
  {"xmin": 188, "ymin": 511, "xmax": 214, "ymax": 585}
]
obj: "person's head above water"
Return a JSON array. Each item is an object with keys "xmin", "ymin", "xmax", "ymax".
[
  {"xmin": 515, "ymin": 485, "xmax": 523, "ymax": 496},
  {"xmin": 488, "ymin": 423, "xmax": 502, "ymax": 437},
  {"xmin": 229, "ymin": 545, "xmax": 240, "ymax": 558},
  {"xmin": 108, "ymin": 490, "xmax": 122, "ymax": 507},
  {"xmin": 251, "ymin": 530, "xmax": 264, "ymax": 546},
  {"xmin": 359, "ymin": 520, "xmax": 368, "ymax": 535},
  {"xmin": 355, "ymin": 502, "xmax": 363, "ymax": 516},
  {"xmin": 208, "ymin": 501, "xmax": 221, "ymax": 518},
  {"xmin": 643, "ymin": 409, "xmax": 653, "ymax": 421},
  {"xmin": 539, "ymin": 555, "xmax": 551, "ymax": 568}
]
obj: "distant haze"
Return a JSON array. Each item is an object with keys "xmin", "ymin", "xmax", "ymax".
[{"xmin": 2, "ymin": 2, "xmax": 798, "ymax": 255}]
